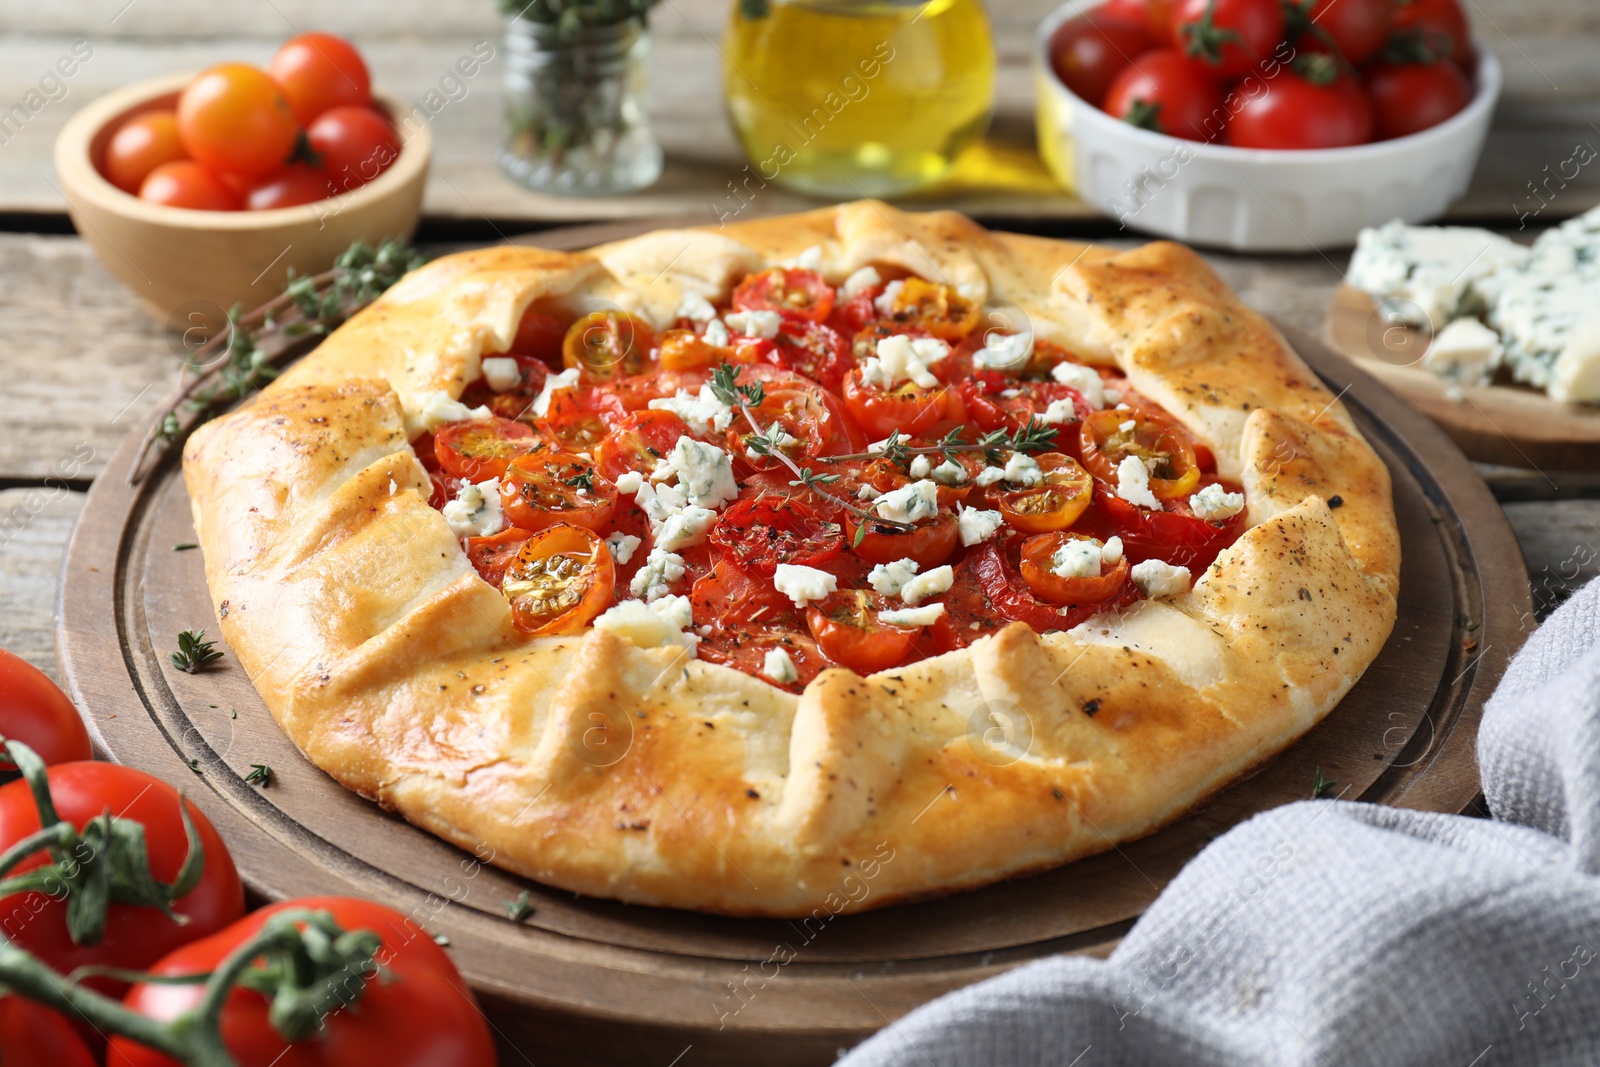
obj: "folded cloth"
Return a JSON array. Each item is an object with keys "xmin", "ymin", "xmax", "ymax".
[{"xmin": 840, "ymin": 577, "xmax": 1600, "ymax": 1067}]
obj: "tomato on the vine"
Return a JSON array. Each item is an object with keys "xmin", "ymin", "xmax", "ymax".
[
  {"xmin": 433, "ymin": 416, "xmax": 545, "ymax": 482},
  {"xmin": 1102, "ymin": 49, "xmax": 1225, "ymax": 141},
  {"xmin": 1049, "ymin": 11, "xmax": 1150, "ymax": 105},
  {"xmin": 501, "ymin": 450, "xmax": 616, "ymax": 532},
  {"xmin": 501, "ymin": 524, "xmax": 616, "ymax": 634},
  {"xmin": 709, "ymin": 496, "xmax": 844, "ymax": 577},
  {"xmin": 1364, "ymin": 59, "xmax": 1471, "ymax": 141},
  {"xmin": 0, "ymin": 998, "xmax": 94, "ymax": 1067},
  {"xmin": 268, "ymin": 33, "xmax": 372, "ymax": 127},
  {"xmin": 732, "ymin": 268, "xmax": 835, "ymax": 322},
  {"xmin": 306, "ymin": 105, "xmax": 400, "ymax": 195},
  {"xmin": 0, "ymin": 649, "xmax": 92, "ymax": 767},
  {"xmin": 177, "ymin": 64, "xmax": 297, "ymax": 180},
  {"xmin": 1227, "ymin": 54, "xmax": 1374, "ymax": 149},
  {"xmin": 805, "ymin": 589, "xmax": 923, "ymax": 674},
  {"xmin": 1170, "ymin": 0, "xmax": 1285, "ymax": 80},
  {"xmin": 104, "ymin": 111, "xmax": 186, "ymax": 194}
]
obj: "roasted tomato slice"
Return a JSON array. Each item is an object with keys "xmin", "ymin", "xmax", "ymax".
[
  {"xmin": 656, "ymin": 328, "xmax": 762, "ymax": 372},
  {"xmin": 501, "ymin": 450, "xmax": 617, "ymax": 533},
  {"xmin": 845, "ymin": 511, "xmax": 960, "ymax": 569},
  {"xmin": 464, "ymin": 527, "xmax": 533, "ymax": 587},
  {"xmin": 763, "ymin": 316, "xmax": 852, "ymax": 393},
  {"xmin": 1018, "ymin": 531, "xmax": 1131, "ymax": 605},
  {"xmin": 1085, "ymin": 484, "xmax": 1244, "ymax": 572},
  {"xmin": 460, "ymin": 353, "xmax": 551, "ymax": 419},
  {"xmin": 929, "ymin": 559, "xmax": 1007, "ymax": 652},
  {"xmin": 732, "ymin": 267, "xmax": 835, "ymax": 322},
  {"xmin": 840, "ymin": 367, "xmax": 964, "ymax": 439},
  {"xmin": 995, "ymin": 452, "xmax": 1093, "ymax": 534},
  {"xmin": 562, "ymin": 309, "xmax": 657, "ymax": 380},
  {"xmin": 604, "ymin": 367, "xmax": 713, "ymax": 412},
  {"xmin": 847, "ymin": 454, "xmax": 976, "ymax": 509},
  {"xmin": 510, "ymin": 308, "xmax": 569, "ymax": 370},
  {"xmin": 879, "ymin": 277, "xmax": 980, "ymax": 340},
  {"xmin": 539, "ymin": 385, "xmax": 626, "ymax": 450},
  {"xmin": 727, "ymin": 379, "xmax": 864, "ymax": 471},
  {"xmin": 690, "ymin": 560, "xmax": 825, "ymax": 691},
  {"xmin": 1079, "ymin": 409, "xmax": 1200, "ymax": 501},
  {"xmin": 805, "ymin": 589, "xmax": 923, "ymax": 675},
  {"xmin": 501, "ymin": 524, "xmax": 615, "ymax": 635},
  {"xmin": 428, "ymin": 470, "xmax": 463, "ymax": 510},
  {"xmin": 433, "ymin": 417, "xmax": 546, "ymax": 482},
  {"xmin": 827, "ymin": 284, "xmax": 883, "ymax": 336},
  {"xmin": 969, "ymin": 535, "xmax": 1141, "ymax": 633},
  {"xmin": 594, "ymin": 409, "xmax": 691, "ymax": 482},
  {"xmin": 957, "ymin": 375, "xmax": 1089, "ymax": 437},
  {"xmin": 709, "ymin": 495, "xmax": 844, "ymax": 578}
]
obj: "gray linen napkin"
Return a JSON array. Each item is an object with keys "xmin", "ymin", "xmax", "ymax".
[{"xmin": 840, "ymin": 577, "xmax": 1600, "ymax": 1066}]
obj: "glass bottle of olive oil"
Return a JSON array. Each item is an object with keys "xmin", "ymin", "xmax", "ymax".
[{"xmin": 723, "ymin": 0, "xmax": 996, "ymax": 199}]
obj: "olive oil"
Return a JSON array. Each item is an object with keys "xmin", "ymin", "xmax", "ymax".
[{"xmin": 723, "ymin": 0, "xmax": 995, "ymax": 198}]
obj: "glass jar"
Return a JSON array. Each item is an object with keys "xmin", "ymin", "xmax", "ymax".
[
  {"xmin": 498, "ymin": 16, "xmax": 663, "ymax": 196},
  {"xmin": 722, "ymin": 0, "xmax": 995, "ymax": 199}
]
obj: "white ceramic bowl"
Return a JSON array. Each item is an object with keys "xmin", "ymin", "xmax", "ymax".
[{"xmin": 1034, "ymin": 1, "xmax": 1501, "ymax": 251}]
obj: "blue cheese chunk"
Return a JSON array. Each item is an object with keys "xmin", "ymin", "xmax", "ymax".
[
  {"xmin": 773, "ymin": 564, "xmax": 837, "ymax": 609},
  {"xmin": 1348, "ymin": 219, "xmax": 1529, "ymax": 331},
  {"xmin": 670, "ymin": 438, "xmax": 738, "ymax": 509},
  {"xmin": 1423, "ymin": 317, "xmax": 1503, "ymax": 385},
  {"xmin": 874, "ymin": 480, "xmax": 940, "ymax": 524},
  {"xmin": 1552, "ymin": 312, "xmax": 1600, "ymax": 404},
  {"xmin": 879, "ymin": 602, "xmax": 945, "ymax": 628},
  {"xmin": 1130, "ymin": 559, "xmax": 1191, "ymax": 598},
  {"xmin": 1050, "ymin": 362, "xmax": 1105, "ymax": 409},
  {"xmin": 419, "ymin": 390, "xmax": 493, "ymax": 432},
  {"xmin": 899, "ymin": 565, "xmax": 953, "ymax": 606},
  {"xmin": 442, "ymin": 478, "xmax": 505, "ymax": 538},
  {"xmin": 957, "ymin": 507, "xmax": 1004, "ymax": 546},
  {"xmin": 593, "ymin": 595, "xmax": 698, "ymax": 650},
  {"xmin": 1189, "ymin": 483, "xmax": 1245, "ymax": 522},
  {"xmin": 762, "ymin": 647, "xmax": 799, "ymax": 685},
  {"xmin": 629, "ymin": 547, "xmax": 687, "ymax": 602},
  {"xmin": 1115, "ymin": 456, "xmax": 1161, "ymax": 510},
  {"xmin": 868, "ymin": 558, "xmax": 920, "ymax": 597},
  {"xmin": 724, "ymin": 309, "xmax": 782, "ymax": 339},
  {"xmin": 1483, "ymin": 208, "xmax": 1600, "ymax": 390},
  {"xmin": 480, "ymin": 356, "xmax": 522, "ymax": 392}
]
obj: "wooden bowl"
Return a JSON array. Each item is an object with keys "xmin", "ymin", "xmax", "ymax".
[{"xmin": 54, "ymin": 72, "xmax": 430, "ymax": 327}]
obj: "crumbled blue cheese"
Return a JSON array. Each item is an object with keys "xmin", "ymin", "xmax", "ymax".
[
  {"xmin": 874, "ymin": 279, "xmax": 904, "ymax": 316},
  {"xmin": 957, "ymin": 507, "xmax": 1003, "ymax": 546},
  {"xmin": 1348, "ymin": 219, "xmax": 1530, "ymax": 330},
  {"xmin": 1003, "ymin": 453, "xmax": 1042, "ymax": 486},
  {"xmin": 908, "ymin": 454, "xmax": 932, "ymax": 479},
  {"xmin": 419, "ymin": 391, "xmax": 493, "ymax": 432},
  {"xmin": 441, "ymin": 478, "xmax": 504, "ymax": 538},
  {"xmin": 867, "ymin": 557, "xmax": 920, "ymax": 597},
  {"xmin": 1131, "ymin": 559, "xmax": 1191, "ymax": 598},
  {"xmin": 1040, "ymin": 398, "xmax": 1077, "ymax": 425},
  {"xmin": 671, "ymin": 438, "xmax": 738, "ymax": 509},
  {"xmin": 530, "ymin": 368, "xmax": 581, "ymax": 418},
  {"xmin": 1115, "ymin": 456, "xmax": 1161, "ymax": 510},
  {"xmin": 593, "ymin": 595, "xmax": 699, "ymax": 650},
  {"xmin": 703, "ymin": 319, "xmax": 731, "ymax": 347},
  {"xmin": 841, "ymin": 266, "xmax": 881, "ymax": 299},
  {"xmin": 1481, "ymin": 207, "xmax": 1600, "ymax": 390},
  {"xmin": 605, "ymin": 531, "xmax": 642, "ymax": 565},
  {"xmin": 874, "ymin": 480, "xmax": 940, "ymax": 524},
  {"xmin": 899, "ymin": 564, "xmax": 953, "ymax": 606},
  {"xmin": 773, "ymin": 564, "xmax": 837, "ymax": 608},
  {"xmin": 1050, "ymin": 362, "xmax": 1105, "ymax": 409},
  {"xmin": 974, "ymin": 466, "xmax": 1007, "ymax": 487},
  {"xmin": 480, "ymin": 356, "xmax": 522, "ymax": 393},
  {"xmin": 762, "ymin": 646, "xmax": 799, "ymax": 685},
  {"xmin": 931, "ymin": 459, "xmax": 968, "ymax": 486},
  {"xmin": 1101, "ymin": 535, "xmax": 1123, "ymax": 565},
  {"xmin": 657, "ymin": 505, "xmax": 718, "ymax": 551},
  {"xmin": 613, "ymin": 470, "xmax": 644, "ymax": 495},
  {"xmin": 648, "ymin": 384, "xmax": 735, "ymax": 436},
  {"xmin": 1423, "ymin": 317, "xmax": 1503, "ymax": 385},
  {"xmin": 879, "ymin": 602, "xmax": 945, "ymax": 628},
  {"xmin": 724, "ymin": 309, "xmax": 782, "ymax": 340},
  {"xmin": 629, "ymin": 547, "xmax": 687, "ymax": 602},
  {"xmin": 1552, "ymin": 312, "xmax": 1600, "ymax": 404},
  {"xmin": 1050, "ymin": 539, "xmax": 1103, "ymax": 579},
  {"xmin": 856, "ymin": 484, "xmax": 882, "ymax": 500},
  {"xmin": 974, "ymin": 331, "xmax": 1033, "ymax": 372},
  {"xmin": 862, "ymin": 335, "xmax": 950, "ymax": 390},
  {"xmin": 676, "ymin": 293, "xmax": 718, "ymax": 324},
  {"xmin": 1190, "ymin": 483, "xmax": 1244, "ymax": 522},
  {"xmin": 781, "ymin": 245, "xmax": 824, "ymax": 271},
  {"xmin": 635, "ymin": 480, "xmax": 688, "ymax": 528}
]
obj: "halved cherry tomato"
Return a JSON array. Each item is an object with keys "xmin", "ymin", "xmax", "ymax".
[
  {"xmin": 501, "ymin": 524, "xmax": 615, "ymax": 634},
  {"xmin": 763, "ymin": 317, "xmax": 852, "ymax": 393},
  {"xmin": 840, "ymin": 368, "xmax": 964, "ymax": 440},
  {"xmin": 996, "ymin": 453, "xmax": 1093, "ymax": 534},
  {"xmin": 805, "ymin": 589, "xmax": 922, "ymax": 674},
  {"xmin": 500, "ymin": 450, "xmax": 616, "ymax": 532},
  {"xmin": 732, "ymin": 268, "xmax": 835, "ymax": 322},
  {"xmin": 540, "ymin": 385, "xmax": 626, "ymax": 449},
  {"xmin": 969, "ymin": 535, "xmax": 1142, "ymax": 633},
  {"xmin": 594, "ymin": 409, "xmax": 691, "ymax": 482},
  {"xmin": 1085, "ymin": 484, "xmax": 1244, "ymax": 572},
  {"xmin": 659, "ymin": 328, "xmax": 735, "ymax": 371},
  {"xmin": 878, "ymin": 278, "xmax": 980, "ymax": 340},
  {"xmin": 1079, "ymin": 409, "xmax": 1200, "ymax": 501},
  {"xmin": 433, "ymin": 417, "xmax": 544, "ymax": 482},
  {"xmin": 827, "ymin": 284, "xmax": 884, "ymax": 336},
  {"xmin": 562, "ymin": 310, "xmax": 657, "ymax": 380},
  {"xmin": 604, "ymin": 367, "xmax": 713, "ymax": 411},
  {"xmin": 464, "ymin": 527, "xmax": 532, "ymax": 587},
  {"xmin": 691, "ymin": 561, "xmax": 824, "ymax": 691},
  {"xmin": 427, "ymin": 470, "xmax": 461, "ymax": 510},
  {"xmin": 511, "ymin": 309, "xmax": 569, "ymax": 369},
  {"xmin": 849, "ymin": 454, "xmax": 976, "ymax": 508},
  {"xmin": 957, "ymin": 375, "xmax": 1088, "ymax": 437},
  {"xmin": 709, "ymin": 496, "xmax": 843, "ymax": 577},
  {"xmin": 1019, "ymin": 531, "xmax": 1131, "ymax": 605},
  {"xmin": 727, "ymin": 380, "xmax": 864, "ymax": 471},
  {"xmin": 845, "ymin": 511, "xmax": 960, "ymax": 569},
  {"xmin": 460, "ymin": 353, "xmax": 551, "ymax": 419},
  {"xmin": 929, "ymin": 558, "xmax": 1007, "ymax": 651}
]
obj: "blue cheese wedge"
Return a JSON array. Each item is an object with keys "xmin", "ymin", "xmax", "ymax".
[
  {"xmin": 1552, "ymin": 312, "xmax": 1600, "ymax": 404},
  {"xmin": 1423, "ymin": 317, "xmax": 1503, "ymax": 385},
  {"xmin": 1482, "ymin": 207, "xmax": 1600, "ymax": 391},
  {"xmin": 1348, "ymin": 219, "xmax": 1529, "ymax": 331}
]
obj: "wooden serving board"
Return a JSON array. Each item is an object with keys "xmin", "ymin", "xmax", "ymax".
[
  {"xmin": 1325, "ymin": 284, "xmax": 1600, "ymax": 471},
  {"xmin": 57, "ymin": 226, "xmax": 1531, "ymax": 1066}
]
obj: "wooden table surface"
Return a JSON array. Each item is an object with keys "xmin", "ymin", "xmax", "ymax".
[{"xmin": 2, "ymin": 0, "xmax": 1599, "ymax": 682}]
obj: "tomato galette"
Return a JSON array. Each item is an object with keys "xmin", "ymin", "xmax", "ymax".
[{"xmin": 183, "ymin": 203, "xmax": 1399, "ymax": 916}]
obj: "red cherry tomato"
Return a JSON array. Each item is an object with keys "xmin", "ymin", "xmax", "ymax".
[
  {"xmin": 458, "ymin": 352, "xmax": 551, "ymax": 419},
  {"xmin": 177, "ymin": 64, "xmax": 298, "ymax": 181},
  {"xmin": 1018, "ymin": 531, "xmax": 1132, "ymax": 605},
  {"xmin": 306, "ymin": 105, "xmax": 400, "ymax": 195},
  {"xmin": 0, "ymin": 762, "xmax": 244, "ymax": 988},
  {"xmin": 968, "ymin": 535, "xmax": 1142, "ymax": 634},
  {"xmin": 1084, "ymin": 483, "xmax": 1244, "ymax": 571},
  {"xmin": 732, "ymin": 268, "xmax": 835, "ymax": 322},
  {"xmin": 594, "ymin": 409, "xmax": 692, "ymax": 482},
  {"xmin": 1102, "ymin": 49, "xmax": 1226, "ymax": 141},
  {"xmin": 845, "ymin": 511, "xmax": 960, "ymax": 569},
  {"xmin": 691, "ymin": 561, "xmax": 825, "ymax": 692},
  {"xmin": 1295, "ymin": 0, "xmax": 1391, "ymax": 64},
  {"xmin": 268, "ymin": 32, "xmax": 373, "ymax": 126},
  {"xmin": 1390, "ymin": 0, "xmax": 1475, "ymax": 70},
  {"xmin": 709, "ymin": 496, "xmax": 844, "ymax": 578},
  {"xmin": 1169, "ymin": 0, "xmax": 1286, "ymax": 80},
  {"xmin": 500, "ymin": 450, "xmax": 616, "ymax": 533},
  {"xmin": 0, "ymin": 649, "xmax": 92, "ymax": 766},
  {"xmin": 561, "ymin": 310, "xmax": 658, "ymax": 380},
  {"xmin": 511, "ymin": 309, "xmax": 570, "ymax": 370},
  {"xmin": 0, "ymin": 998, "xmax": 94, "ymax": 1067},
  {"xmin": 433, "ymin": 416, "xmax": 545, "ymax": 482},
  {"xmin": 539, "ymin": 384, "xmax": 627, "ymax": 450},
  {"xmin": 763, "ymin": 316, "xmax": 853, "ymax": 394},
  {"xmin": 1364, "ymin": 59, "xmax": 1471, "ymax": 140},
  {"xmin": 103, "ymin": 110, "xmax": 186, "ymax": 194},
  {"xmin": 840, "ymin": 368, "xmax": 962, "ymax": 439},
  {"xmin": 139, "ymin": 161, "xmax": 241, "ymax": 211},
  {"xmin": 463, "ymin": 527, "xmax": 532, "ymax": 587},
  {"xmin": 805, "ymin": 589, "xmax": 923, "ymax": 674},
  {"xmin": 245, "ymin": 164, "xmax": 334, "ymax": 209},
  {"xmin": 727, "ymin": 377, "xmax": 864, "ymax": 472},
  {"xmin": 955, "ymin": 374, "xmax": 1088, "ymax": 436},
  {"xmin": 105, "ymin": 897, "xmax": 496, "ymax": 1067},
  {"xmin": 1227, "ymin": 55, "xmax": 1374, "ymax": 148},
  {"xmin": 1049, "ymin": 12, "xmax": 1151, "ymax": 105}
]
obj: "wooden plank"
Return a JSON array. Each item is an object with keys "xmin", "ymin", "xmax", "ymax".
[
  {"xmin": 1505, "ymin": 499, "xmax": 1600, "ymax": 620},
  {"xmin": 1, "ymin": 0, "xmax": 1597, "ymax": 224},
  {"xmin": 0, "ymin": 488, "xmax": 84, "ymax": 678}
]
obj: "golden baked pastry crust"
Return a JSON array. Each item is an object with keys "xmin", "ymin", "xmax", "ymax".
[{"xmin": 182, "ymin": 202, "xmax": 1399, "ymax": 916}]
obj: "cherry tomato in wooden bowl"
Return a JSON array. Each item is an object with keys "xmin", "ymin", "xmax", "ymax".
[
  {"xmin": 268, "ymin": 32, "xmax": 373, "ymax": 126},
  {"xmin": 103, "ymin": 110, "xmax": 186, "ymax": 194},
  {"xmin": 307, "ymin": 105, "xmax": 401, "ymax": 196},
  {"xmin": 176, "ymin": 64, "xmax": 297, "ymax": 181}
]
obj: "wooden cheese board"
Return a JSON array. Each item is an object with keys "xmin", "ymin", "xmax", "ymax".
[
  {"xmin": 57, "ymin": 223, "xmax": 1532, "ymax": 1066},
  {"xmin": 1325, "ymin": 284, "xmax": 1600, "ymax": 471}
]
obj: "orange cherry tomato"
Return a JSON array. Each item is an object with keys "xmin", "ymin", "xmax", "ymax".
[
  {"xmin": 879, "ymin": 278, "xmax": 980, "ymax": 340},
  {"xmin": 177, "ymin": 64, "xmax": 298, "ymax": 181},
  {"xmin": 657, "ymin": 328, "xmax": 739, "ymax": 371},
  {"xmin": 805, "ymin": 589, "xmax": 922, "ymax": 674},
  {"xmin": 839, "ymin": 367, "xmax": 964, "ymax": 439},
  {"xmin": 996, "ymin": 453, "xmax": 1093, "ymax": 534},
  {"xmin": 562, "ymin": 310, "xmax": 657, "ymax": 380},
  {"xmin": 245, "ymin": 163, "xmax": 334, "ymax": 209},
  {"xmin": 103, "ymin": 110, "xmax": 186, "ymax": 194},
  {"xmin": 732, "ymin": 268, "xmax": 835, "ymax": 322},
  {"xmin": 500, "ymin": 450, "xmax": 616, "ymax": 533},
  {"xmin": 433, "ymin": 416, "xmax": 546, "ymax": 482},
  {"xmin": 1018, "ymin": 531, "xmax": 1131, "ymax": 605},
  {"xmin": 138, "ymin": 161, "xmax": 241, "ymax": 211},
  {"xmin": 268, "ymin": 32, "xmax": 372, "ymax": 126},
  {"xmin": 500, "ymin": 524, "xmax": 615, "ymax": 635},
  {"xmin": 845, "ymin": 511, "xmax": 960, "ymax": 569},
  {"xmin": 594, "ymin": 409, "xmax": 691, "ymax": 482},
  {"xmin": 1079, "ymin": 409, "xmax": 1200, "ymax": 501},
  {"xmin": 539, "ymin": 385, "xmax": 626, "ymax": 450}
]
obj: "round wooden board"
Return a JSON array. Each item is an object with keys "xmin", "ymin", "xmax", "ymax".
[
  {"xmin": 58, "ymin": 223, "xmax": 1532, "ymax": 1067},
  {"xmin": 1325, "ymin": 283, "xmax": 1600, "ymax": 470}
]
